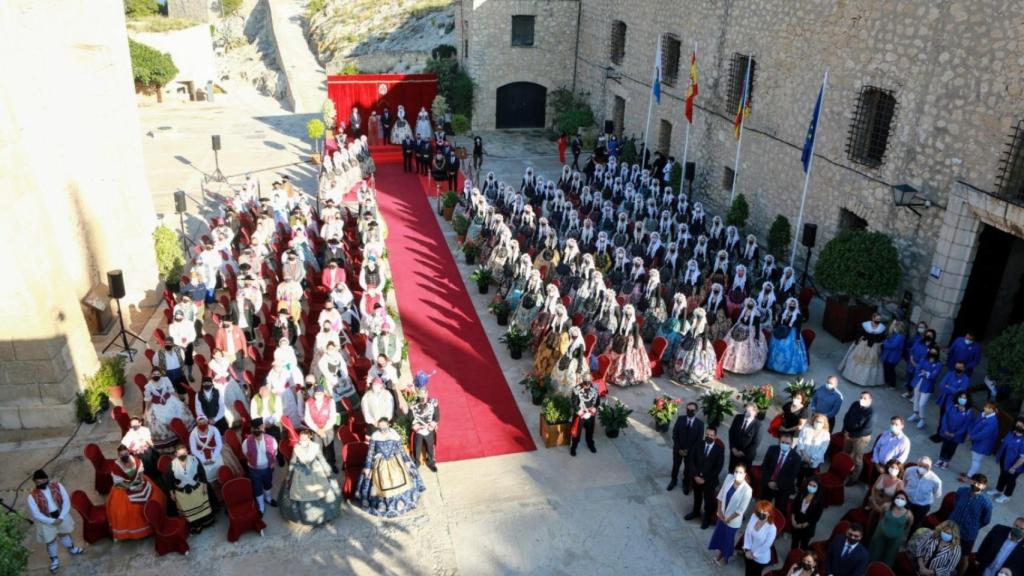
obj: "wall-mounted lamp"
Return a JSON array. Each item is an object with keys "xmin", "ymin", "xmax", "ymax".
[{"xmin": 891, "ymin": 183, "xmax": 931, "ymax": 216}]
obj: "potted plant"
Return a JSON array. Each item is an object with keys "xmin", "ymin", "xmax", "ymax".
[
  {"xmin": 700, "ymin": 389, "xmax": 737, "ymax": 430},
  {"xmin": 489, "ymin": 298, "xmax": 513, "ymax": 326},
  {"xmin": 648, "ymin": 394, "xmax": 682, "ymax": 432},
  {"xmin": 462, "ymin": 240, "xmax": 480, "ymax": 265},
  {"xmin": 153, "ymin": 224, "xmax": 186, "ymax": 293},
  {"xmin": 785, "ymin": 377, "xmax": 816, "ymax": 401},
  {"xmin": 91, "ymin": 356, "xmax": 127, "ymax": 403},
  {"xmin": 306, "ymin": 118, "xmax": 326, "ymax": 164},
  {"xmin": 500, "ymin": 326, "xmax": 532, "ymax": 359},
  {"xmin": 987, "ymin": 323, "xmax": 1024, "ymax": 413},
  {"xmin": 519, "ymin": 375, "xmax": 547, "ymax": 405},
  {"xmin": 599, "ymin": 399, "xmax": 634, "ymax": 438},
  {"xmin": 442, "ymin": 191, "xmax": 459, "ymax": 220},
  {"xmin": 739, "ymin": 384, "xmax": 775, "ymax": 420},
  {"xmin": 75, "ymin": 386, "xmax": 106, "ymax": 424},
  {"xmin": 539, "ymin": 394, "xmax": 573, "ymax": 448},
  {"xmin": 469, "ymin": 267, "xmax": 494, "ymax": 294},
  {"xmin": 815, "ymin": 230, "xmax": 901, "ymax": 341},
  {"xmin": 453, "ymin": 213, "xmax": 469, "ymax": 244}
]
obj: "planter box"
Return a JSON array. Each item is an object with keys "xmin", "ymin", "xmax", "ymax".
[
  {"xmin": 443, "ymin": 205, "xmax": 455, "ymax": 220},
  {"xmin": 539, "ymin": 414, "xmax": 571, "ymax": 448},
  {"xmin": 823, "ymin": 296, "xmax": 876, "ymax": 343}
]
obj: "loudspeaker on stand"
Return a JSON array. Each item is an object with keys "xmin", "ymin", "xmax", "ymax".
[
  {"xmin": 801, "ymin": 223, "xmax": 818, "ymax": 248},
  {"xmin": 107, "ymin": 270, "xmax": 126, "ymax": 300}
]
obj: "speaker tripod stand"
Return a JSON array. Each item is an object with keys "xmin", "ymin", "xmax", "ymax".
[
  {"xmin": 101, "ymin": 297, "xmax": 145, "ymax": 361},
  {"xmin": 799, "ymin": 245, "xmax": 821, "ymax": 297}
]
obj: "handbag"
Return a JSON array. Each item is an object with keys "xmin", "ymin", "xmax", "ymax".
[
  {"xmin": 768, "ymin": 414, "xmax": 783, "ymax": 439},
  {"xmin": 372, "ymin": 455, "xmax": 409, "ymax": 496}
]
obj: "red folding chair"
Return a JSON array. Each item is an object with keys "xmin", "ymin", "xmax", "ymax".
[
  {"xmin": 83, "ymin": 443, "xmax": 113, "ymax": 495},
  {"xmin": 157, "ymin": 455, "xmax": 172, "ymax": 476},
  {"xmin": 218, "ymin": 466, "xmax": 236, "ymax": 486},
  {"xmin": 111, "ymin": 406, "xmax": 131, "ymax": 436},
  {"xmin": 572, "ymin": 313, "xmax": 584, "ymax": 327},
  {"xmin": 144, "ymin": 500, "xmax": 190, "ymax": 555},
  {"xmin": 337, "ymin": 426, "xmax": 360, "ymax": 446},
  {"xmin": 810, "ymin": 520, "xmax": 849, "ymax": 565},
  {"xmin": 583, "ymin": 333, "xmax": 597, "ymax": 361},
  {"xmin": 713, "ymin": 339, "xmax": 728, "ymax": 379},
  {"xmin": 152, "ymin": 328, "xmax": 167, "ymax": 349},
  {"xmin": 590, "ymin": 354, "xmax": 612, "ymax": 396},
  {"xmin": 341, "ymin": 441, "xmax": 368, "ymax": 501},
  {"xmin": 144, "ymin": 348, "xmax": 156, "ymax": 366},
  {"xmin": 134, "ymin": 373, "xmax": 149, "ymax": 396},
  {"xmin": 224, "ymin": 429, "xmax": 247, "ymax": 475},
  {"xmin": 234, "ymin": 400, "xmax": 252, "ymax": 436},
  {"xmin": 817, "ymin": 452, "xmax": 856, "ymax": 506},
  {"xmin": 193, "ymin": 353, "xmax": 209, "ymax": 379},
  {"xmin": 170, "ymin": 418, "xmax": 191, "ymax": 448},
  {"xmin": 802, "ymin": 328, "xmax": 816, "ymax": 357},
  {"xmin": 766, "ymin": 548, "xmax": 805, "ymax": 576},
  {"xmin": 925, "ymin": 492, "xmax": 956, "ymax": 528},
  {"xmin": 70, "ymin": 490, "xmax": 111, "ymax": 544},
  {"xmin": 865, "ymin": 562, "xmax": 895, "ymax": 576},
  {"xmin": 222, "ymin": 477, "xmax": 266, "ymax": 542},
  {"xmin": 648, "ymin": 336, "xmax": 668, "ymax": 377}
]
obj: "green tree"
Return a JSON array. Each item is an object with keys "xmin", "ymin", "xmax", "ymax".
[
  {"xmin": 425, "ymin": 56, "xmax": 475, "ymax": 120},
  {"xmin": 222, "ymin": 0, "xmax": 243, "ymax": 15},
  {"xmin": 307, "ymin": 118, "xmax": 326, "ymax": 154},
  {"xmin": 550, "ymin": 88, "xmax": 595, "ymax": 136},
  {"xmin": 124, "ymin": 0, "xmax": 159, "ymax": 17},
  {"xmin": 668, "ymin": 162, "xmax": 683, "ymax": 195},
  {"xmin": 988, "ymin": 323, "xmax": 1024, "ymax": 399},
  {"xmin": 726, "ymin": 194, "xmax": 750, "ymax": 228},
  {"xmin": 153, "ymin": 225, "xmax": 185, "ymax": 282},
  {"xmin": 0, "ymin": 510, "xmax": 29, "ymax": 576},
  {"xmin": 814, "ymin": 229, "xmax": 901, "ymax": 300},
  {"xmin": 767, "ymin": 215, "xmax": 793, "ymax": 260},
  {"xmin": 129, "ymin": 39, "xmax": 178, "ymax": 102}
]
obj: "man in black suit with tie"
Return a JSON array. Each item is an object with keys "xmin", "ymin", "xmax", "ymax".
[
  {"xmin": 825, "ymin": 523, "xmax": 869, "ymax": 576},
  {"xmin": 728, "ymin": 403, "xmax": 762, "ymax": 471},
  {"xmin": 381, "ymin": 108, "xmax": 393, "ymax": 143},
  {"xmin": 759, "ymin": 431, "xmax": 801, "ymax": 512},
  {"xmin": 446, "ymin": 152, "xmax": 461, "ymax": 191},
  {"xmin": 401, "ymin": 136, "xmax": 414, "ymax": 173},
  {"xmin": 668, "ymin": 402, "xmax": 704, "ymax": 495},
  {"xmin": 685, "ymin": 426, "xmax": 725, "ymax": 529},
  {"xmin": 975, "ymin": 517, "xmax": 1024, "ymax": 576}
]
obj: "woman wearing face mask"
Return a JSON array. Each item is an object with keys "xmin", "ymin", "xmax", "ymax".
[
  {"xmin": 356, "ymin": 418, "xmax": 426, "ymax": 517},
  {"xmin": 785, "ymin": 552, "xmax": 820, "ymax": 576},
  {"xmin": 908, "ymin": 520, "xmax": 962, "ymax": 576},
  {"xmin": 795, "ymin": 414, "xmax": 831, "ymax": 483},
  {"xmin": 868, "ymin": 489, "xmax": 914, "ymax": 564},
  {"xmin": 708, "ymin": 464, "xmax": 753, "ymax": 566},
  {"xmin": 991, "ymin": 416, "xmax": 1024, "ymax": 503},
  {"xmin": 280, "ymin": 428, "xmax": 342, "ymax": 526},
  {"xmin": 937, "ymin": 392, "xmax": 974, "ymax": 469},
  {"xmin": 965, "ymin": 401, "xmax": 1001, "ymax": 479},
  {"xmin": 741, "ymin": 500, "xmax": 778, "ymax": 576},
  {"xmin": 838, "ymin": 313, "xmax": 887, "ymax": 387},
  {"xmin": 164, "ymin": 443, "xmax": 217, "ymax": 534},
  {"xmin": 880, "ymin": 320, "xmax": 907, "ymax": 388},
  {"xmin": 765, "ymin": 297, "xmax": 809, "ymax": 375},
  {"xmin": 908, "ymin": 346, "xmax": 943, "ymax": 430},
  {"xmin": 867, "ymin": 459, "xmax": 905, "ymax": 517},
  {"xmin": 903, "ymin": 328, "xmax": 936, "ymax": 399},
  {"xmin": 107, "ymin": 444, "xmax": 168, "ymax": 540},
  {"xmin": 789, "ymin": 479, "xmax": 824, "ymax": 553},
  {"xmin": 722, "ymin": 298, "xmax": 768, "ymax": 375}
]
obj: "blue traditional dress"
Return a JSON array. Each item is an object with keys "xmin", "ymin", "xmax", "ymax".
[
  {"xmin": 356, "ymin": 429, "xmax": 425, "ymax": 518},
  {"xmin": 656, "ymin": 296, "xmax": 689, "ymax": 369},
  {"xmin": 765, "ymin": 305, "xmax": 808, "ymax": 375}
]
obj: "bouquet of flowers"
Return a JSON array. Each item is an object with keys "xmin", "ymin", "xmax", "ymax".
[
  {"xmin": 739, "ymin": 384, "xmax": 775, "ymax": 412},
  {"xmin": 648, "ymin": 394, "xmax": 682, "ymax": 427},
  {"xmin": 785, "ymin": 377, "xmax": 816, "ymax": 400}
]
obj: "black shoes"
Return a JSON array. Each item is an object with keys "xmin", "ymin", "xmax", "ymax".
[
  {"xmin": 666, "ymin": 481, "xmax": 677, "ymax": 491},
  {"xmin": 570, "ymin": 447, "xmax": 577, "ymax": 457},
  {"xmin": 427, "ymin": 463, "xmax": 438, "ymax": 472},
  {"xmin": 684, "ymin": 512, "xmax": 700, "ymax": 521},
  {"xmin": 588, "ymin": 445, "xmax": 596, "ymax": 454}
]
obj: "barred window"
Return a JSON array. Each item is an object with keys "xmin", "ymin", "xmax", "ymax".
[
  {"xmin": 847, "ymin": 86, "xmax": 897, "ymax": 167},
  {"xmin": 661, "ymin": 35, "xmax": 681, "ymax": 86},
  {"xmin": 726, "ymin": 53, "xmax": 756, "ymax": 114},
  {"xmin": 722, "ymin": 166, "xmax": 735, "ymax": 190},
  {"xmin": 511, "ymin": 15, "xmax": 535, "ymax": 47},
  {"xmin": 610, "ymin": 21, "xmax": 627, "ymax": 65},
  {"xmin": 996, "ymin": 120, "xmax": 1024, "ymax": 201},
  {"xmin": 658, "ymin": 119, "xmax": 673, "ymax": 155}
]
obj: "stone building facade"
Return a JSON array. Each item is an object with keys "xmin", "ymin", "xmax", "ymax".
[
  {"xmin": 457, "ymin": 0, "xmax": 1024, "ymax": 342},
  {"xmin": 1, "ymin": 0, "xmax": 159, "ymax": 428}
]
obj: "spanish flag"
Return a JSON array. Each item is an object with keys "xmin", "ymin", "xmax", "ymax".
[
  {"xmin": 684, "ymin": 52, "xmax": 698, "ymax": 124},
  {"xmin": 732, "ymin": 67, "xmax": 752, "ymax": 140}
]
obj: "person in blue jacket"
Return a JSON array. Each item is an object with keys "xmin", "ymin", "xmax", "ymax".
[
  {"xmin": 991, "ymin": 417, "xmax": 1024, "ymax": 503},
  {"xmin": 903, "ymin": 321, "xmax": 927, "ymax": 364},
  {"xmin": 946, "ymin": 331, "xmax": 982, "ymax": 376},
  {"xmin": 880, "ymin": 320, "xmax": 906, "ymax": 388},
  {"xmin": 908, "ymin": 349, "xmax": 943, "ymax": 430},
  {"xmin": 903, "ymin": 329, "xmax": 936, "ymax": 399},
  {"xmin": 936, "ymin": 391, "xmax": 974, "ymax": 469},
  {"xmin": 965, "ymin": 401, "xmax": 1000, "ymax": 479},
  {"xmin": 932, "ymin": 361, "xmax": 971, "ymax": 442}
]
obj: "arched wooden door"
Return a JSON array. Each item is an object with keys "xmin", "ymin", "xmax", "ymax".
[{"xmin": 495, "ymin": 82, "xmax": 547, "ymax": 129}]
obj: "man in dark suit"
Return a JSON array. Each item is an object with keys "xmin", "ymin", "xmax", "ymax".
[
  {"xmin": 825, "ymin": 523, "xmax": 869, "ymax": 576},
  {"xmin": 759, "ymin": 431, "xmax": 801, "ymax": 511},
  {"xmin": 728, "ymin": 403, "xmax": 762, "ymax": 471},
  {"xmin": 975, "ymin": 517, "xmax": 1024, "ymax": 576},
  {"xmin": 401, "ymin": 136, "xmax": 414, "ymax": 173},
  {"xmin": 685, "ymin": 427, "xmax": 725, "ymax": 529},
  {"xmin": 446, "ymin": 152, "xmax": 461, "ymax": 191},
  {"xmin": 668, "ymin": 402, "xmax": 704, "ymax": 494},
  {"xmin": 418, "ymin": 138, "xmax": 432, "ymax": 176},
  {"xmin": 381, "ymin": 108, "xmax": 393, "ymax": 143}
]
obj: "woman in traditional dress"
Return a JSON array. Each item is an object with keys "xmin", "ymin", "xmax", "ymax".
[
  {"xmin": 549, "ymin": 326, "xmax": 588, "ymax": 396},
  {"xmin": 638, "ymin": 269, "xmax": 668, "ymax": 342},
  {"xmin": 656, "ymin": 293, "xmax": 689, "ymax": 367},
  {"xmin": 390, "ymin": 105, "xmax": 413, "ymax": 144},
  {"xmin": 677, "ymin": 258, "xmax": 704, "ymax": 307},
  {"xmin": 606, "ymin": 304, "xmax": 652, "ymax": 387},
  {"xmin": 726, "ymin": 265, "xmax": 750, "ymax": 318},
  {"xmin": 509, "ymin": 272, "xmax": 544, "ymax": 334},
  {"xmin": 189, "ymin": 415, "xmax": 244, "ymax": 497},
  {"xmin": 209, "ymin": 349, "xmax": 249, "ymax": 426},
  {"xmin": 621, "ymin": 256, "xmax": 647, "ymax": 304},
  {"xmin": 766, "ymin": 297, "xmax": 809, "ymax": 375},
  {"xmin": 367, "ymin": 111, "xmax": 382, "ymax": 146},
  {"xmin": 533, "ymin": 304, "xmax": 570, "ymax": 375},
  {"xmin": 356, "ymin": 418, "xmax": 426, "ymax": 518},
  {"xmin": 414, "ymin": 107, "xmax": 432, "ymax": 140},
  {"xmin": 108, "ymin": 444, "xmax": 167, "ymax": 541},
  {"xmin": 528, "ymin": 284, "xmax": 561, "ymax": 347},
  {"xmin": 838, "ymin": 312, "xmax": 887, "ymax": 386},
  {"xmin": 165, "ymin": 443, "xmax": 216, "ymax": 534},
  {"xmin": 670, "ymin": 307, "xmax": 718, "ymax": 385},
  {"xmin": 570, "ymin": 267, "xmax": 603, "ymax": 317},
  {"xmin": 583, "ymin": 288, "xmax": 620, "ymax": 355},
  {"xmin": 753, "ymin": 281, "xmax": 778, "ymax": 330},
  {"xmin": 777, "ymin": 266, "xmax": 799, "ymax": 301},
  {"xmin": 144, "ymin": 370, "xmax": 196, "ymax": 452},
  {"xmin": 280, "ymin": 428, "xmax": 342, "ymax": 526},
  {"xmin": 722, "ymin": 298, "xmax": 768, "ymax": 375},
  {"xmin": 703, "ymin": 281, "xmax": 732, "ymax": 343},
  {"xmin": 495, "ymin": 253, "xmax": 532, "ymax": 307}
]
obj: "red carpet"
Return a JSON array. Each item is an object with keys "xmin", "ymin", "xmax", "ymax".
[{"xmin": 373, "ymin": 161, "xmax": 536, "ymax": 461}]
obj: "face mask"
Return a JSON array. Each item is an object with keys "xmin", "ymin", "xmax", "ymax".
[
  {"xmin": 964, "ymin": 338, "xmax": 974, "ymax": 345},
  {"xmin": 972, "ymin": 484, "xmax": 984, "ymax": 494},
  {"xmin": 940, "ymin": 532, "xmax": 953, "ymax": 542},
  {"xmin": 801, "ymin": 562, "xmax": 815, "ymax": 571},
  {"xmin": 1010, "ymin": 527, "xmax": 1023, "ymax": 540},
  {"xmin": 780, "ymin": 444, "xmax": 791, "ymax": 453},
  {"xmin": 202, "ymin": 383, "xmax": 213, "ymax": 390},
  {"xmin": 894, "ymin": 498, "xmax": 907, "ymax": 508},
  {"xmin": 1016, "ymin": 427, "xmax": 1024, "ymax": 435},
  {"xmin": 119, "ymin": 454, "xmax": 130, "ymax": 463},
  {"xmin": 807, "ymin": 485, "xmax": 818, "ymax": 494},
  {"xmin": 36, "ymin": 482, "xmax": 48, "ymax": 489},
  {"xmin": 955, "ymin": 368, "xmax": 964, "ymax": 375},
  {"xmin": 254, "ymin": 430, "xmax": 263, "ymax": 436},
  {"xmin": 734, "ymin": 472, "xmax": 745, "ymax": 481},
  {"xmin": 846, "ymin": 537, "xmax": 860, "ymax": 546},
  {"xmin": 891, "ymin": 425, "xmax": 901, "ymax": 434},
  {"xmin": 859, "ymin": 399, "xmax": 870, "ymax": 408},
  {"xmin": 686, "ymin": 410, "xmax": 695, "ymax": 417},
  {"xmin": 756, "ymin": 512, "xmax": 768, "ymax": 520},
  {"xmin": 929, "ymin": 354, "xmax": 939, "ymax": 361},
  {"xmin": 704, "ymin": 438, "xmax": 714, "ymax": 445},
  {"xmin": 814, "ymin": 422, "xmax": 824, "ymax": 430},
  {"xmin": 889, "ymin": 467, "xmax": 899, "ymax": 476},
  {"xmin": 177, "ymin": 454, "xmax": 188, "ymax": 462},
  {"xmin": 131, "ymin": 424, "xmax": 140, "ymax": 431},
  {"xmin": 958, "ymin": 397, "xmax": 968, "ymax": 406},
  {"xmin": 918, "ymin": 326, "xmax": 926, "ymax": 333}
]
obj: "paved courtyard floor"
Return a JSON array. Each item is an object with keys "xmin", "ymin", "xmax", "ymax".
[{"xmin": 1, "ymin": 92, "xmax": 1017, "ymax": 575}]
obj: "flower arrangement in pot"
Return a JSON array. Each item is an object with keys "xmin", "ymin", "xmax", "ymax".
[
  {"xmin": 519, "ymin": 375, "xmax": 547, "ymax": 405},
  {"xmin": 462, "ymin": 240, "xmax": 480, "ymax": 265},
  {"xmin": 784, "ymin": 377, "xmax": 816, "ymax": 401},
  {"xmin": 700, "ymin": 389, "xmax": 737, "ymax": 430},
  {"xmin": 648, "ymin": 394, "xmax": 682, "ymax": 432},
  {"xmin": 489, "ymin": 298, "xmax": 513, "ymax": 326},
  {"xmin": 500, "ymin": 325, "xmax": 532, "ymax": 360},
  {"xmin": 739, "ymin": 384, "xmax": 775, "ymax": 420},
  {"xmin": 599, "ymin": 399, "xmax": 634, "ymax": 438},
  {"xmin": 469, "ymin": 266, "xmax": 494, "ymax": 294}
]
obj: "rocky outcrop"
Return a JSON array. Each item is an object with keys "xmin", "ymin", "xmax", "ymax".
[{"xmin": 307, "ymin": 0, "xmax": 455, "ymax": 74}]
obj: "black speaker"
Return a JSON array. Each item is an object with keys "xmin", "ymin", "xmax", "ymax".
[
  {"xmin": 107, "ymin": 270, "xmax": 126, "ymax": 299},
  {"xmin": 174, "ymin": 190, "xmax": 187, "ymax": 213},
  {"xmin": 211, "ymin": 135, "xmax": 221, "ymax": 151},
  {"xmin": 801, "ymin": 223, "xmax": 818, "ymax": 248},
  {"xmin": 684, "ymin": 162, "xmax": 696, "ymax": 182},
  {"xmin": 604, "ymin": 120, "xmax": 614, "ymax": 135}
]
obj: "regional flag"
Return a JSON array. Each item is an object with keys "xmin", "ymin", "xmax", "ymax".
[
  {"xmin": 652, "ymin": 41, "xmax": 663, "ymax": 105},
  {"xmin": 684, "ymin": 51, "xmax": 698, "ymax": 124},
  {"xmin": 732, "ymin": 69, "xmax": 751, "ymax": 140},
  {"xmin": 801, "ymin": 74, "xmax": 827, "ymax": 173}
]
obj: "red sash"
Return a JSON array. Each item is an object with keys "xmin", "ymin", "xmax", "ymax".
[{"xmin": 31, "ymin": 481, "xmax": 62, "ymax": 516}]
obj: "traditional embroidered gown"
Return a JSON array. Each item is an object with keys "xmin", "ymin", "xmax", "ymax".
[
  {"xmin": 656, "ymin": 296, "xmax": 690, "ymax": 363},
  {"xmin": 549, "ymin": 333, "xmax": 588, "ymax": 396},
  {"xmin": 280, "ymin": 440, "xmax": 342, "ymax": 526},
  {"xmin": 164, "ymin": 455, "xmax": 216, "ymax": 532},
  {"xmin": 670, "ymin": 308, "xmax": 718, "ymax": 385},
  {"xmin": 703, "ymin": 287, "xmax": 732, "ymax": 343},
  {"xmin": 356, "ymin": 428, "xmax": 426, "ymax": 518},
  {"xmin": 839, "ymin": 320, "xmax": 887, "ymax": 386},
  {"xmin": 722, "ymin": 302, "xmax": 768, "ymax": 375},
  {"xmin": 144, "ymin": 377, "xmax": 195, "ymax": 451},
  {"xmin": 583, "ymin": 295, "xmax": 620, "ymax": 354},
  {"xmin": 606, "ymin": 317, "xmax": 652, "ymax": 387},
  {"xmin": 108, "ymin": 456, "xmax": 167, "ymax": 540},
  {"xmin": 533, "ymin": 318, "xmax": 571, "ymax": 378},
  {"xmin": 190, "ymin": 425, "xmax": 244, "ymax": 493},
  {"xmin": 509, "ymin": 286, "xmax": 543, "ymax": 335},
  {"xmin": 638, "ymin": 281, "xmax": 668, "ymax": 342},
  {"xmin": 766, "ymin": 303, "xmax": 808, "ymax": 375}
]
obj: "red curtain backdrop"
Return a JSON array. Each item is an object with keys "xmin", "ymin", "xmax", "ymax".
[{"xmin": 327, "ymin": 74, "xmax": 438, "ymax": 141}]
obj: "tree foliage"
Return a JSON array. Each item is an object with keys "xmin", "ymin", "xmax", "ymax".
[
  {"xmin": 124, "ymin": 0, "xmax": 160, "ymax": 17},
  {"xmin": 768, "ymin": 215, "xmax": 793, "ymax": 260},
  {"xmin": 129, "ymin": 39, "xmax": 178, "ymax": 87},
  {"xmin": 0, "ymin": 510, "xmax": 29, "ymax": 576},
  {"xmin": 153, "ymin": 224, "xmax": 185, "ymax": 281},
  {"xmin": 726, "ymin": 194, "xmax": 750, "ymax": 228},
  {"xmin": 550, "ymin": 88, "xmax": 595, "ymax": 136},
  {"xmin": 425, "ymin": 56, "xmax": 474, "ymax": 120},
  {"xmin": 321, "ymin": 98, "xmax": 337, "ymax": 129},
  {"xmin": 222, "ymin": 0, "xmax": 243, "ymax": 15},
  {"xmin": 452, "ymin": 114, "xmax": 470, "ymax": 134},
  {"xmin": 987, "ymin": 323, "xmax": 1024, "ymax": 398},
  {"xmin": 814, "ymin": 229, "xmax": 901, "ymax": 300}
]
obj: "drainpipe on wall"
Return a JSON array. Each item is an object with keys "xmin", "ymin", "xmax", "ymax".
[{"xmin": 571, "ymin": 0, "xmax": 581, "ymax": 93}]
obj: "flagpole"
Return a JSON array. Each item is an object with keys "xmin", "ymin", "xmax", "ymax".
[
  {"xmin": 791, "ymin": 69, "xmax": 829, "ymax": 267},
  {"xmin": 729, "ymin": 53, "xmax": 753, "ymax": 204},
  {"xmin": 680, "ymin": 41, "xmax": 696, "ymax": 183},
  {"xmin": 642, "ymin": 34, "xmax": 662, "ymax": 166}
]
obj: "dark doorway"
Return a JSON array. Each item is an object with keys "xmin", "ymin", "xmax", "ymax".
[
  {"xmin": 838, "ymin": 208, "xmax": 868, "ymax": 231},
  {"xmin": 495, "ymin": 82, "xmax": 547, "ymax": 129},
  {"xmin": 612, "ymin": 95, "xmax": 625, "ymax": 137},
  {"xmin": 953, "ymin": 224, "xmax": 1024, "ymax": 341}
]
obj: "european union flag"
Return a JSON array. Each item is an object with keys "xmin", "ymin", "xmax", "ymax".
[{"xmin": 801, "ymin": 79, "xmax": 825, "ymax": 173}]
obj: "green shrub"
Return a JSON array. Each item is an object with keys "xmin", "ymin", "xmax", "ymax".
[
  {"xmin": 767, "ymin": 215, "xmax": 793, "ymax": 260},
  {"xmin": 306, "ymin": 0, "xmax": 327, "ymax": 19},
  {"xmin": 988, "ymin": 323, "xmax": 1024, "ymax": 398},
  {"xmin": 432, "ymin": 44, "xmax": 457, "ymax": 60},
  {"xmin": 76, "ymin": 386, "xmax": 106, "ymax": 423},
  {"xmin": 543, "ymin": 394, "xmax": 573, "ymax": 425},
  {"xmin": 153, "ymin": 224, "xmax": 186, "ymax": 282},
  {"xmin": 452, "ymin": 114, "xmax": 470, "ymax": 134},
  {"xmin": 550, "ymin": 88, "xmax": 595, "ymax": 136},
  {"xmin": 307, "ymin": 118, "xmax": 326, "ymax": 141},
  {"xmin": 129, "ymin": 39, "xmax": 178, "ymax": 88},
  {"xmin": 0, "ymin": 510, "xmax": 29, "ymax": 576},
  {"xmin": 432, "ymin": 95, "xmax": 449, "ymax": 123},
  {"xmin": 726, "ymin": 194, "xmax": 750, "ymax": 228},
  {"xmin": 124, "ymin": 0, "xmax": 160, "ymax": 17},
  {"xmin": 425, "ymin": 57, "xmax": 474, "ymax": 119},
  {"xmin": 222, "ymin": 0, "xmax": 243, "ymax": 15},
  {"xmin": 668, "ymin": 161, "xmax": 683, "ymax": 194},
  {"xmin": 90, "ymin": 357, "xmax": 127, "ymax": 394},
  {"xmin": 339, "ymin": 61, "xmax": 360, "ymax": 75},
  {"xmin": 814, "ymin": 229, "xmax": 901, "ymax": 300}
]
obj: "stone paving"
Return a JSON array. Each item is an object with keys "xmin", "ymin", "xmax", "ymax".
[{"xmin": 2, "ymin": 109, "xmax": 1017, "ymax": 575}]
